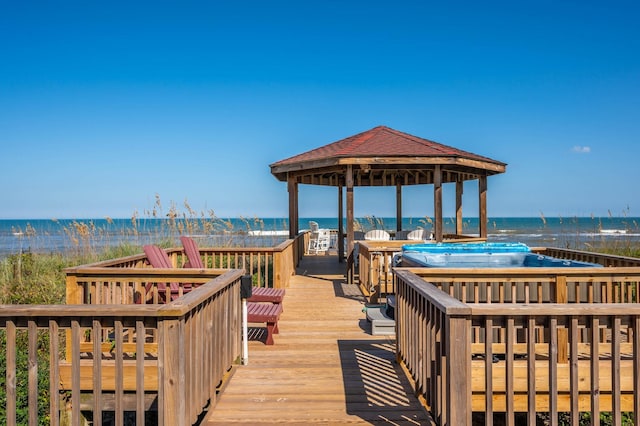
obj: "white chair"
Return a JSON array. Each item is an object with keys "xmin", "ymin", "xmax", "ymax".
[
  {"xmin": 364, "ymin": 229, "xmax": 390, "ymax": 241},
  {"xmin": 307, "ymin": 221, "xmax": 331, "ymax": 254},
  {"xmin": 407, "ymin": 229, "xmax": 426, "ymax": 241}
]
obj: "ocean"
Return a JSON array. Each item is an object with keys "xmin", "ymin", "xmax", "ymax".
[{"xmin": 1, "ymin": 216, "xmax": 639, "ymax": 259}]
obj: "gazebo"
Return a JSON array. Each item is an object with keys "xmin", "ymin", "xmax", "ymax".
[{"xmin": 270, "ymin": 125, "xmax": 506, "ymax": 268}]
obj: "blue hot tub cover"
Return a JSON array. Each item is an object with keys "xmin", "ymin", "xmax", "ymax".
[
  {"xmin": 400, "ymin": 242, "xmax": 601, "ymax": 268},
  {"xmin": 402, "ymin": 242, "xmax": 532, "ymax": 254}
]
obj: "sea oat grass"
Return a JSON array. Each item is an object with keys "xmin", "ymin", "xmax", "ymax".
[
  {"xmin": 0, "ymin": 195, "xmax": 286, "ymax": 305},
  {"xmin": 0, "ymin": 252, "xmax": 68, "ymax": 304}
]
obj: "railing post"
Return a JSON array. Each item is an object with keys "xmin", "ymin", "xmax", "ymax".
[
  {"xmin": 555, "ymin": 276, "xmax": 569, "ymax": 363},
  {"xmin": 159, "ymin": 317, "xmax": 186, "ymax": 426},
  {"xmin": 555, "ymin": 275, "xmax": 567, "ymax": 303},
  {"xmin": 64, "ymin": 274, "xmax": 80, "ymax": 368},
  {"xmin": 447, "ymin": 314, "xmax": 471, "ymax": 425},
  {"xmin": 65, "ymin": 273, "xmax": 82, "ymax": 304},
  {"xmin": 272, "ymin": 250, "xmax": 281, "ymax": 289},
  {"xmin": 283, "ymin": 243, "xmax": 293, "ymax": 288}
]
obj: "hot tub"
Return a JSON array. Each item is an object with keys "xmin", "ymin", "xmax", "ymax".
[{"xmin": 401, "ymin": 242, "xmax": 602, "ymax": 268}]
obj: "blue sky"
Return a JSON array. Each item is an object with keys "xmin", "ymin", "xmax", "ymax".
[{"xmin": 1, "ymin": 1, "xmax": 639, "ymax": 220}]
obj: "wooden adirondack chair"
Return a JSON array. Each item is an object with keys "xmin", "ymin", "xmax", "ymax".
[
  {"xmin": 180, "ymin": 235, "xmax": 205, "ymax": 268},
  {"xmin": 180, "ymin": 235, "xmax": 286, "ymax": 344},
  {"xmin": 180, "ymin": 236, "xmax": 285, "ymax": 306},
  {"xmin": 143, "ymin": 244, "xmax": 191, "ymax": 302}
]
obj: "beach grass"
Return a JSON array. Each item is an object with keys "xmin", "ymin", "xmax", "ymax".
[{"xmin": 0, "ymin": 195, "xmax": 285, "ymax": 303}]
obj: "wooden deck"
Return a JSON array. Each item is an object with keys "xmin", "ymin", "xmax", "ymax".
[{"xmin": 204, "ymin": 255, "xmax": 432, "ymax": 425}]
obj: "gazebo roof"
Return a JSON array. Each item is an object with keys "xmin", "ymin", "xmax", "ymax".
[{"xmin": 270, "ymin": 125, "xmax": 506, "ymax": 186}]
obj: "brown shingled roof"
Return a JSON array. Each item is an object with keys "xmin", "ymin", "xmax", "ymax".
[
  {"xmin": 271, "ymin": 125, "xmax": 504, "ymax": 166},
  {"xmin": 270, "ymin": 125, "xmax": 506, "ymax": 186}
]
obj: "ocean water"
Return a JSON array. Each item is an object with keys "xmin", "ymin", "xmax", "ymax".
[{"xmin": 1, "ymin": 216, "xmax": 639, "ymax": 258}]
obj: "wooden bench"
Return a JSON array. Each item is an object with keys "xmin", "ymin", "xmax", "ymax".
[
  {"xmin": 247, "ymin": 287, "xmax": 285, "ymax": 305},
  {"xmin": 247, "ymin": 302, "xmax": 283, "ymax": 345}
]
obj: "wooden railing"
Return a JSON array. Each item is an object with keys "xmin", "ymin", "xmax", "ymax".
[
  {"xmin": 1, "ymin": 269, "xmax": 243, "ymax": 426},
  {"xmin": 532, "ymin": 246, "xmax": 640, "ymax": 268},
  {"xmin": 72, "ymin": 234, "xmax": 305, "ymax": 290},
  {"xmin": 394, "ymin": 270, "xmax": 472, "ymax": 425},
  {"xmin": 359, "ymin": 245, "xmax": 640, "ymax": 304},
  {"xmin": 395, "ymin": 266, "xmax": 640, "ymax": 425},
  {"xmin": 184, "ymin": 238, "xmax": 302, "ymax": 289},
  {"xmin": 357, "ymin": 236, "xmax": 486, "ymax": 302},
  {"xmin": 357, "ymin": 241, "xmax": 407, "ymax": 302},
  {"xmin": 404, "ymin": 266, "xmax": 640, "ymax": 304}
]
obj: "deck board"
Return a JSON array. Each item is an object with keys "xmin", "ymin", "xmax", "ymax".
[{"xmin": 204, "ymin": 255, "xmax": 433, "ymax": 425}]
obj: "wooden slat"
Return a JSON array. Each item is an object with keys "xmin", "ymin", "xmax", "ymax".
[
  {"xmin": 115, "ymin": 321, "xmax": 124, "ymax": 426},
  {"xmin": 591, "ymin": 317, "xmax": 600, "ymax": 418},
  {"xmin": 49, "ymin": 320, "xmax": 60, "ymax": 426},
  {"xmin": 6, "ymin": 320, "xmax": 16, "ymax": 425},
  {"xmin": 527, "ymin": 317, "xmax": 536, "ymax": 426},
  {"xmin": 470, "ymin": 394, "xmax": 638, "ymax": 412},
  {"xmin": 471, "ymin": 341, "xmax": 636, "ymax": 356},
  {"xmin": 71, "ymin": 320, "xmax": 81, "ymax": 425},
  {"xmin": 187, "ymin": 306, "xmax": 195, "ymax": 424},
  {"xmin": 612, "ymin": 316, "xmax": 621, "ymax": 425},
  {"xmin": 157, "ymin": 314, "xmax": 165, "ymax": 426},
  {"xmin": 549, "ymin": 317, "xmax": 558, "ymax": 425},
  {"xmin": 78, "ymin": 341, "xmax": 157, "ymax": 354},
  {"xmin": 59, "ymin": 362, "xmax": 160, "ymax": 392},
  {"xmin": 161, "ymin": 318, "xmax": 186, "ymax": 426},
  {"xmin": 92, "ymin": 320, "xmax": 103, "ymax": 426},
  {"xmin": 635, "ymin": 316, "xmax": 640, "ymax": 425},
  {"xmin": 470, "ymin": 359, "xmax": 636, "ymax": 393},
  {"xmin": 570, "ymin": 317, "xmax": 579, "ymax": 426},
  {"xmin": 486, "ymin": 317, "xmax": 494, "ymax": 426},
  {"xmin": 506, "ymin": 317, "xmax": 514, "ymax": 426},
  {"xmin": 28, "ymin": 321, "xmax": 37, "ymax": 426}
]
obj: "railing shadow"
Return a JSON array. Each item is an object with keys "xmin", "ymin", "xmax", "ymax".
[{"xmin": 337, "ymin": 339, "xmax": 431, "ymax": 425}]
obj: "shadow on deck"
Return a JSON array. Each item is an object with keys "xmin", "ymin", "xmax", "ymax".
[{"xmin": 203, "ymin": 255, "xmax": 433, "ymax": 425}]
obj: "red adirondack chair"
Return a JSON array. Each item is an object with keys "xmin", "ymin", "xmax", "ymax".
[
  {"xmin": 143, "ymin": 244, "xmax": 191, "ymax": 302},
  {"xmin": 180, "ymin": 235, "xmax": 204, "ymax": 268},
  {"xmin": 180, "ymin": 236, "xmax": 285, "ymax": 306}
]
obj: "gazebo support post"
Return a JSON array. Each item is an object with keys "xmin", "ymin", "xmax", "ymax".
[
  {"xmin": 338, "ymin": 185, "xmax": 344, "ymax": 263},
  {"xmin": 456, "ymin": 179, "xmax": 463, "ymax": 236},
  {"xmin": 434, "ymin": 165, "xmax": 443, "ymax": 242},
  {"xmin": 288, "ymin": 176, "xmax": 298, "ymax": 239},
  {"xmin": 396, "ymin": 182, "xmax": 402, "ymax": 234},
  {"xmin": 346, "ymin": 165, "xmax": 355, "ymax": 283},
  {"xmin": 479, "ymin": 175, "xmax": 487, "ymax": 239}
]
